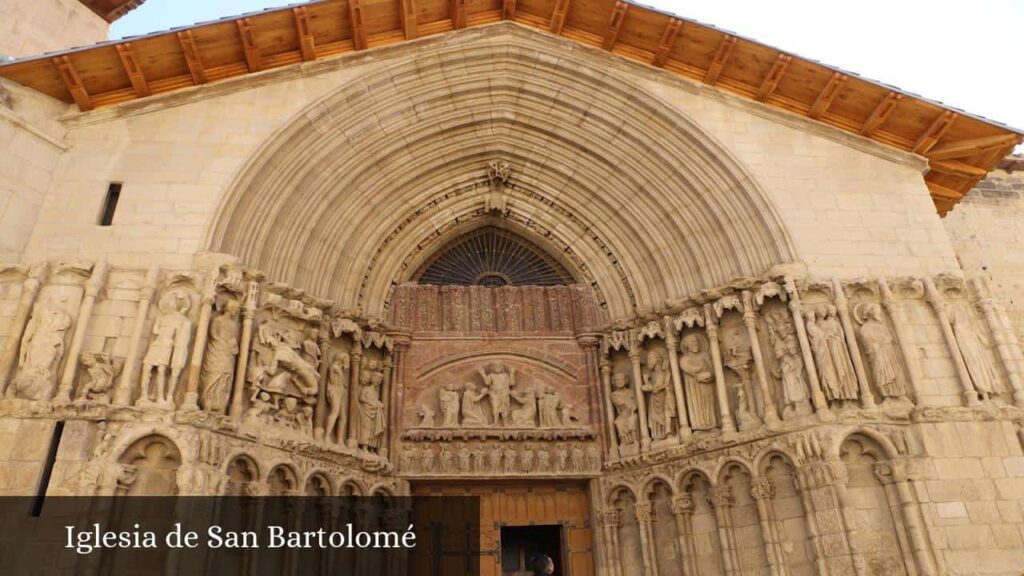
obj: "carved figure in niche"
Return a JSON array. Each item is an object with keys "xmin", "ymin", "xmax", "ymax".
[
  {"xmin": 570, "ymin": 446, "xmax": 585, "ymax": 473},
  {"xmin": 400, "ymin": 446, "xmax": 417, "ymax": 472},
  {"xmin": 610, "ymin": 373, "xmax": 638, "ymax": 445},
  {"xmin": 471, "ymin": 447, "xmax": 486, "ymax": 472},
  {"xmin": 439, "ymin": 384, "xmax": 461, "ymax": 427},
  {"xmin": 457, "ymin": 442, "xmax": 471, "ymax": 472},
  {"xmin": 200, "ymin": 300, "xmax": 241, "ymax": 413},
  {"xmin": 417, "ymin": 405, "xmax": 436, "ymax": 428},
  {"xmin": 724, "ymin": 343, "xmax": 759, "ymax": 429},
  {"xmin": 461, "ymin": 384, "xmax": 490, "ymax": 427},
  {"xmin": 642, "ymin": 348, "xmax": 676, "ymax": 440},
  {"xmin": 488, "ymin": 445, "xmax": 502, "ymax": 472},
  {"xmin": 439, "ymin": 445, "xmax": 454, "ymax": 473},
  {"xmin": 480, "ymin": 363, "xmax": 516, "ymax": 427},
  {"xmin": 138, "ymin": 290, "xmax": 193, "ymax": 407},
  {"xmin": 302, "ymin": 329, "xmax": 321, "ymax": 373},
  {"xmin": 586, "ymin": 446, "xmax": 600, "ymax": 470},
  {"xmin": 276, "ymin": 396, "xmax": 314, "ymax": 435},
  {"xmin": 765, "ymin": 308, "xmax": 812, "ymax": 417},
  {"xmin": 537, "ymin": 448, "xmax": 551, "ymax": 472},
  {"xmin": 520, "ymin": 445, "xmax": 535, "ymax": 473},
  {"xmin": 503, "ymin": 446, "xmax": 517, "ymax": 474},
  {"xmin": 555, "ymin": 445, "xmax": 569, "ymax": 472},
  {"xmin": 325, "ymin": 351, "xmax": 351, "ymax": 443},
  {"xmin": 806, "ymin": 307, "xmax": 858, "ymax": 404},
  {"xmin": 680, "ymin": 334, "xmax": 717, "ymax": 431},
  {"xmin": 538, "ymin": 386, "xmax": 564, "ymax": 428},
  {"xmin": 559, "ymin": 398, "xmax": 579, "ymax": 427},
  {"xmin": 420, "ymin": 448, "xmax": 435, "ymax": 473},
  {"xmin": 248, "ymin": 325, "xmax": 319, "ymax": 407},
  {"xmin": 855, "ymin": 303, "xmax": 909, "ymax": 402},
  {"xmin": 949, "ymin": 306, "xmax": 1000, "ymax": 401},
  {"xmin": 76, "ymin": 352, "xmax": 124, "ymax": 404},
  {"xmin": 511, "ymin": 386, "xmax": 538, "ymax": 427},
  {"xmin": 243, "ymin": 391, "xmax": 275, "ymax": 427},
  {"xmin": 11, "ymin": 306, "xmax": 72, "ymax": 401},
  {"xmin": 356, "ymin": 359, "xmax": 386, "ymax": 450}
]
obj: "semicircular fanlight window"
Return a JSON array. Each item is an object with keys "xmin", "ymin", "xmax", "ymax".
[{"xmin": 414, "ymin": 227, "xmax": 574, "ymax": 286}]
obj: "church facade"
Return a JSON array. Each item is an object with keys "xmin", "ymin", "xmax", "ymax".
[{"xmin": 1, "ymin": 0, "xmax": 1023, "ymax": 574}]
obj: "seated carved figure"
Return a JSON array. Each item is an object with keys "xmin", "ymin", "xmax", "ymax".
[{"xmin": 610, "ymin": 373, "xmax": 638, "ymax": 445}]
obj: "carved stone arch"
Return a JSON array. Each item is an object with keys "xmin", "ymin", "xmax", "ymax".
[
  {"xmin": 305, "ymin": 471, "xmax": 333, "ymax": 496},
  {"xmin": 207, "ymin": 26, "xmax": 796, "ymax": 321},
  {"xmin": 266, "ymin": 463, "xmax": 299, "ymax": 495},
  {"xmin": 338, "ymin": 477, "xmax": 366, "ymax": 496},
  {"xmin": 639, "ymin": 474, "xmax": 676, "ymax": 502},
  {"xmin": 370, "ymin": 484, "xmax": 396, "ymax": 497},
  {"xmin": 223, "ymin": 453, "xmax": 260, "ymax": 495},
  {"xmin": 606, "ymin": 483, "xmax": 639, "ymax": 507},
  {"xmin": 713, "ymin": 457, "xmax": 756, "ymax": 484},
  {"xmin": 116, "ymin": 434, "xmax": 182, "ymax": 496},
  {"xmin": 834, "ymin": 426, "xmax": 902, "ymax": 461},
  {"xmin": 759, "ymin": 450, "xmax": 818, "ymax": 576},
  {"xmin": 752, "ymin": 445, "xmax": 802, "ymax": 477},
  {"xmin": 107, "ymin": 425, "xmax": 198, "ymax": 465},
  {"xmin": 675, "ymin": 466, "xmax": 715, "ymax": 491},
  {"xmin": 677, "ymin": 468, "xmax": 724, "ymax": 576},
  {"xmin": 416, "ymin": 348, "xmax": 578, "ymax": 382}
]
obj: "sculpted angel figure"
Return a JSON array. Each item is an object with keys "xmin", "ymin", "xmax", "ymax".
[
  {"xmin": 200, "ymin": 299, "xmax": 240, "ymax": 413},
  {"xmin": 138, "ymin": 290, "xmax": 193, "ymax": 407},
  {"xmin": 11, "ymin": 306, "xmax": 71, "ymax": 401},
  {"xmin": 461, "ymin": 383, "xmax": 490, "ymax": 427},
  {"xmin": 324, "ymin": 351, "xmax": 351, "ymax": 444},
  {"xmin": 679, "ymin": 334, "xmax": 717, "ymax": 431},
  {"xmin": 855, "ymin": 303, "xmax": 908, "ymax": 401},
  {"xmin": 439, "ymin": 384, "xmax": 461, "ymax": 427},
  {"xmin": 479, "ymin": 363, "xmax": 516, "ymax": 427},
  {"xmin": 949, "ymin": 306, "xmax": 1000, "ymax": 401},
  {"xmin": 610, "ymin": 373, "xmax": 638, "ymax": 445},
  {"xmin": 641, "ymin": 349, "xmax": 676, "ymax": 440}
]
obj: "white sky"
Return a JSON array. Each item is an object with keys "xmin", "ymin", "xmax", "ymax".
[{"xmin": 111, "ymin": 0, "xmax": 1024, "ymax": 140}]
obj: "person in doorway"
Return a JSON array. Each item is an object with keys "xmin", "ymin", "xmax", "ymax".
[{"xmin": 531, "ymin": 554, "xmax": 555, "ymax": 575}]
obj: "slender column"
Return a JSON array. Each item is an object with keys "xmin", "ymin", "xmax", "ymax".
[
  {"xmin": 705, "ymin": 304, "xmax": 736, "ymax": 434},
  {"xmin": 579, "ymin": 335, "xmax": 606, "ymax": 440},
  {"xmin": 313, "ymin": 327, "xmax": 331, "ymax": 440},
  {"xmin": 390, "ymin": 335, "xmax": 410, "ymax": 459},
  {"xmin": 923, "ymin": 277, "xmax": 979, "ymax": 406},
  {"xmin": 379, "ymin": 354, "xmax": 394, "ymax": 458},
  {"xmin": 793, "ymin": 467, "xmax": 830, "ymax": 576},
  {"xmin": 784, "ymin": 279, "xmax": 831, "ymax": 418},
  {"xmin": 833, "ymin": 278, "xmax": 875, "ymax": 409},
  {"xmin": 113, "ymin": 266, "xmax": 159, "ymax": 406},
  {"xmin": 742, "ymin": 291, "xmax": 781, "ymax": 427},
  {"xmin": 629, "ymin": 345, "xmax": 652, "ymax": 451},
  {"xmin": 878, "ymin": 277, "xmax": 925, "ymax": 400},
  {"xmin": 710, "ymin": 486, "xmax": 740, "ymax": 576},
  {"xmin": 750, "ymin": 479, "xmax": 784, "ymax": 576},
  {"xmin": 663, "ymin": 319, "xmax": 692, "ymax": 440},
  {"xmin": 634, "ymin": 501, "xmax": 657, "ymax": 576},
  {"xmin": 346, "ymin": 345, "xmax": 363, "ymax": 449},
  {"xmin": 833, "ymin": 467, "xmax": 868, "ymax": 576},
  {"xmin": 181, "ymin": 271, "xmax": 218, "ymax": 411},
  {"xmin": 877, "ymin": 463, "xmax": 939, "ymax": 576},
  {"xmin": 671, "ymin": 495, "xmax": 697, "ymax": 576},
  {"xmin": 0, "ymin": 264, "xmax": 47, "ymax": 395},
  {"xmin": 601, "ymin": 511, "xmax": 623, "ymax": 576},
  {"xmin": 229, "ymin": 282, "xmax": 259, "ymax": 419},
  {"xmin": 971, "ymin": 278, "xmax": 1024, "ymax": 407},
  {"xmin": 55, "ymin": 262, "xmax": 108, "ymax": 403},
  {"xmin": 600, "ymin": 358, "xmax": 620, "ymax": 459}
]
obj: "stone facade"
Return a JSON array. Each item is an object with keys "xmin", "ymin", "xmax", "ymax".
[
  {"xmin": 0, "ymin": 0, "xmax": 108, "ymax": 59},
  {"xmin": 0, "ymin": 18, "xmax": 1022, "ymax": 576}
]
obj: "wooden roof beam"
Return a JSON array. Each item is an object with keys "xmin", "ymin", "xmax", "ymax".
[
  {"xmin": 756, "ymin": 53, "xmax": 790, "ymax": 101},
  {"xmin": 927, "ymin": 182, "xmax": 963, "ymax": 201},
  {"xmin": 651, "ymin": 19, "xmax": 681, "ymax": 68},
  {"xmin": 176, "ymin": 31, "xmax": 207, "ymax": 85},
  {"xmin": 928, "ymin": 159, "xmax": 989, "ymax": 179},
  {"xmin": 236, "ymin": 18, "xmax": 263, "ymax": 72},
  {"xmin": 451, "ymin": 0, "xmax": 467, "ymax": 29},
  {"xmin": 860, "ymin": 91, "xmax": 902, "ymax": 137},
  {"xmin": 294, "ymin": 7, "xmax": 317, "ymax": 61},
  {"xmin": 349, "ymin": 0, "xmax": 367, "ymax": 50},
  {"xmin": 703, "ymin": 35, "xmax": 736, "ymax": 86},
  {"xmin": 912, "ymin": 110, "xmax": 957, "ymax": 155},
  {"xmin": 550, "ymin": 0, "xmax": 571, "ymax": 35},
  {"xmin": 808, "ymin": 72, "xmax": 847, "ymax": 119},
  {"xmin": 52, "ymin": 56, "xmax": 93, "ymax": 111},
  {"xmin": 601, "ymin": 2, "xmax": 629, "ymax": 51},
  {"xmin": 503, "ymin": 0, "xmax": 516, "ymax": 20},
  {"xmin": 926, "ymin": 134, "xmax": 1021, "ymax": 161},
  {"xmin": 114, "ymin": 42, "xmax": 150, "ymax": 98},
  {"xmin": 400, "ymin": 0, "xmax": 419, "ymax": 39}
]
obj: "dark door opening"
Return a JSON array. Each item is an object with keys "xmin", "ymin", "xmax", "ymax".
[{"xmin": 501, "ymin": 524, "xmax": 564, "ymax": 576}]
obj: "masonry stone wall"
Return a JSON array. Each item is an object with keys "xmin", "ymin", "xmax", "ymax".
[{"xmin": 0, "ymin": 0, "xmax": 108, "ymax": 59}]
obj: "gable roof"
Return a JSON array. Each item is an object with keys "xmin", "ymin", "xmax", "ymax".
[
  {"xmin": 79, "ymin": 0, "xmax": 147, "ymax": 23},
  {"xmin": 3, "ymin": 0, "xmax": 1021, "ymax": 214}
]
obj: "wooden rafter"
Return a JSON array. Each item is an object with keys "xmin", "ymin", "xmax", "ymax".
[
  {"xmin": 926, "ymin": 134, "xmax": 1021, "ymax": 161},
  {"xmin": 756, "ymin": 53, "xmax": 790, "ymax": 101},
  {"xmin": 400, "ymin": 0, "xmax": 419, "ymax": 39},
  {"xmin": 860, "ymin": 91, "xmax": 902, "ymax": 137},
  {"xmin": 928, "ymin": 159, "xmax": 989, "ymax": 179},
  {"xmin": 503, "ymin": 0, "xmax": 516, "ymax": 20},
  {"xmin": 176, "ymin": 31, "xmax": 207, "ymax": 85},
  {"xmin": 808, "ymin": 72, "xmax": 847, "ymax": 119},
  {"xmin": 912, "ymin": 111, "xmax": 957, "ymax": 155},
  {"xmin": 52, "ymin": 56, "xmax": 92, "ymax": 111},
  {"xmin": 236, "ymin": 18, "xmax": 263, "ymax": 73},
  {"xmin": 294, "ymin": 7, "xmax": 317, "ymax": 61},
  {"xmin": 550, "ymin": 0, "xmax": 571, "ymax": 35},
  {"xmin": 651, "ymin": 19, "xmax": 681, "ymax": 68},
  {"xmin": 703, "ymin": 35, "xmax": 736, "ymax": 86},
  {"xmin": 451, "ymin": 0, "xmax": 468, "ymax": 29},
  {"xmin": 927, "ymin": 182, "xmax": 962, "ymax": 200},
  {"xmin": 349, "ymin": 0, "xmax": 367, "ymax": 50},
  {"xmin": 114, "ymin": 43, "xmax": 150, "ymax": 97},
  {"xmin": 601, "ymin": 2, "xmax": 629, "ymax": 51}
]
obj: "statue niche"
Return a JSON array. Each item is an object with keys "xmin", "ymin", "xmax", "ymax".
[
  {"xmin": 10, "ymin": 304, "xmax": 72, "ymax": 401},
  {"xmin": 137, "ymin": 290, "xmax": 193, "ymax": 408},
  {"xmin": 641, "ymin": 348, "xmax": 676, "ymax": 441},
  {"xmin": 805, "ymin": 305, "xmax": 858, "ymax": 407},
  {"xmin": 244, "ymin": 320, "xmax": 320, "ymax": 436},
  {"xmin": 854, "ymin": 303, "xmax": 911, "ymax": 406},
  {"xmin": 679, "ymin": 334, "xmax": 717, "ymax": 431},
  {"xmin": 199, "ymin": 298, "xmax": 241, "ymax": 413}
]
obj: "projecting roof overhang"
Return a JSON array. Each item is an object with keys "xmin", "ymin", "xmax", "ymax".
[
  {"xmin": 4, "ymin": 0, "xmax": 1021, "ymax": 214},
  {"xmin": 79, "ymin": 0, "xmax": 147, "ymax": 23}
]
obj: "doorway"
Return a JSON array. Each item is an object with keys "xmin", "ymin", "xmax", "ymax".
[{"xmin": 501, "ymin": 525, "xmax": 563, "ymax": 576}]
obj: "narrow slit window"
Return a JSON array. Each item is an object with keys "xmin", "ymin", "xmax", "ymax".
[
  {"xmin": 31, "ymin": 420, "xmax": 64, "ymax": 517},
  {"xmin": 99, "ymin": 183, "xmax": 122, "ymax": 226}
]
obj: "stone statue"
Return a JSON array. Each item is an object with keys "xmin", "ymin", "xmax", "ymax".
[
  {"xmin": 537, "ymin": 448, "xmax": 551, "ymax": 472},
  {"xmin": 511, "ymin": 387, "xmax": 538, "ymax": 427},
  {"xmin": 138, "ymin": 290, "xmax": 193, "ymax": 407},
  {"xmin": 439, "ymin": 384, "xmax": 461, "ymax": 427},
  {"xmin": 471, "ymin": 447, "xmax": 486, "ymax": 472},
  {"xmin": 11, "ymin": 306, "xmax": 72, "ymax": 401},
  {"xmin": 417, "ymin": 405, "xmax": 436, "ymax": 427},
  {"xmin": 949, "ymin": 306, "xmax": 1000, "ymax": 401},
  {"xmin": 356, "ymin": 359, "xmax": 386, "ymax": 450},
  {"xmin": 400, "ymin": 446, "xmax": 417, "ymax": 472},
  {"xmin": 855, "ymin": 303, "xmax": 908, "ymax": 402},
  {"xmin": 200, "ymin": 299, "xmax": 240, "ymax": 413},
  {"xmin": 461, "ymin": 383, "xmax": 490, "ymax": 427},
  {"xmin": 420, "ymin": 448, "xmax": 436, "ymax": 473},
  {"xmin": 520, "ymin": 445, "xmax": 535, "ymax": 473},
  {"xmin": 570, "ymin": 446, "xmax": 585, "ymax": 472},
  {"xmin": 679, "ymin": 334, "xmax": 717, "ymax": 431},
  {"xmin": 641, "ymin": 348, "xmax": 676, "ymax": 440},
  {"xmin": 766, "ymin": 308, "xmax": 811, "ymax": 417},
  {"xmin": 538, "ymin": 386, "xmax": 563, "ymax": 428},
  {"xmin": 76, "ymin": 352, "xmax": 124, "ymax": 404},
  {"xmin": 806, "ymin": 308, "xmax": 858, "ymax": 404},
  {"xmin": 325, "ymin": 351, "xmax": 351, "ymax": 444},
  {"xmin": 479, "ymin": 363, "xmax": 516, "ymax": 427},
  {"xmin": 488, "ymin": 445, "xmax": 503, "ymax": 472},
  {"xmin": 610, "ymin": 373, "xmax": 638, "ymax": 445},
  {"xmin": 457, "ymin": 442, "xmax": 471, "ymax": 472},
  {"xmin": 439, "ymin": 445, "xmax": 454, "ymax": 473},
  {"xmin": 559, "ymin": 398, "xmax": 579, "ymax": 427},
  {"xmin": 243, "ymin": 390, "xmax": 275, "ymax": 427},
  {"xmin": 503, "ymin": 446, "xmax": 517, "ymax": 474},
  {"xmin": 555, "ymin": 445, "xmax": 569, "ymax": 472}
]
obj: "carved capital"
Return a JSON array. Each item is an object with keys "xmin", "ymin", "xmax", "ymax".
[
  {"xmin": 670, "ymin": 494, "xmax": 694, "ymax": 516},
  {"xmin": 750, "ymin": 478, "xmax": 775, "ymax": 501},
  {"xmin": 709, "ymin": 486, "xmax": 734, "ymax": 509},
  {"xmin": 634, "ymin": 501, "xmax": 654, "ymax": 523},
  {"xmin": 600, "ymin": 509, "xmax": 621, "ymax": 527}
]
